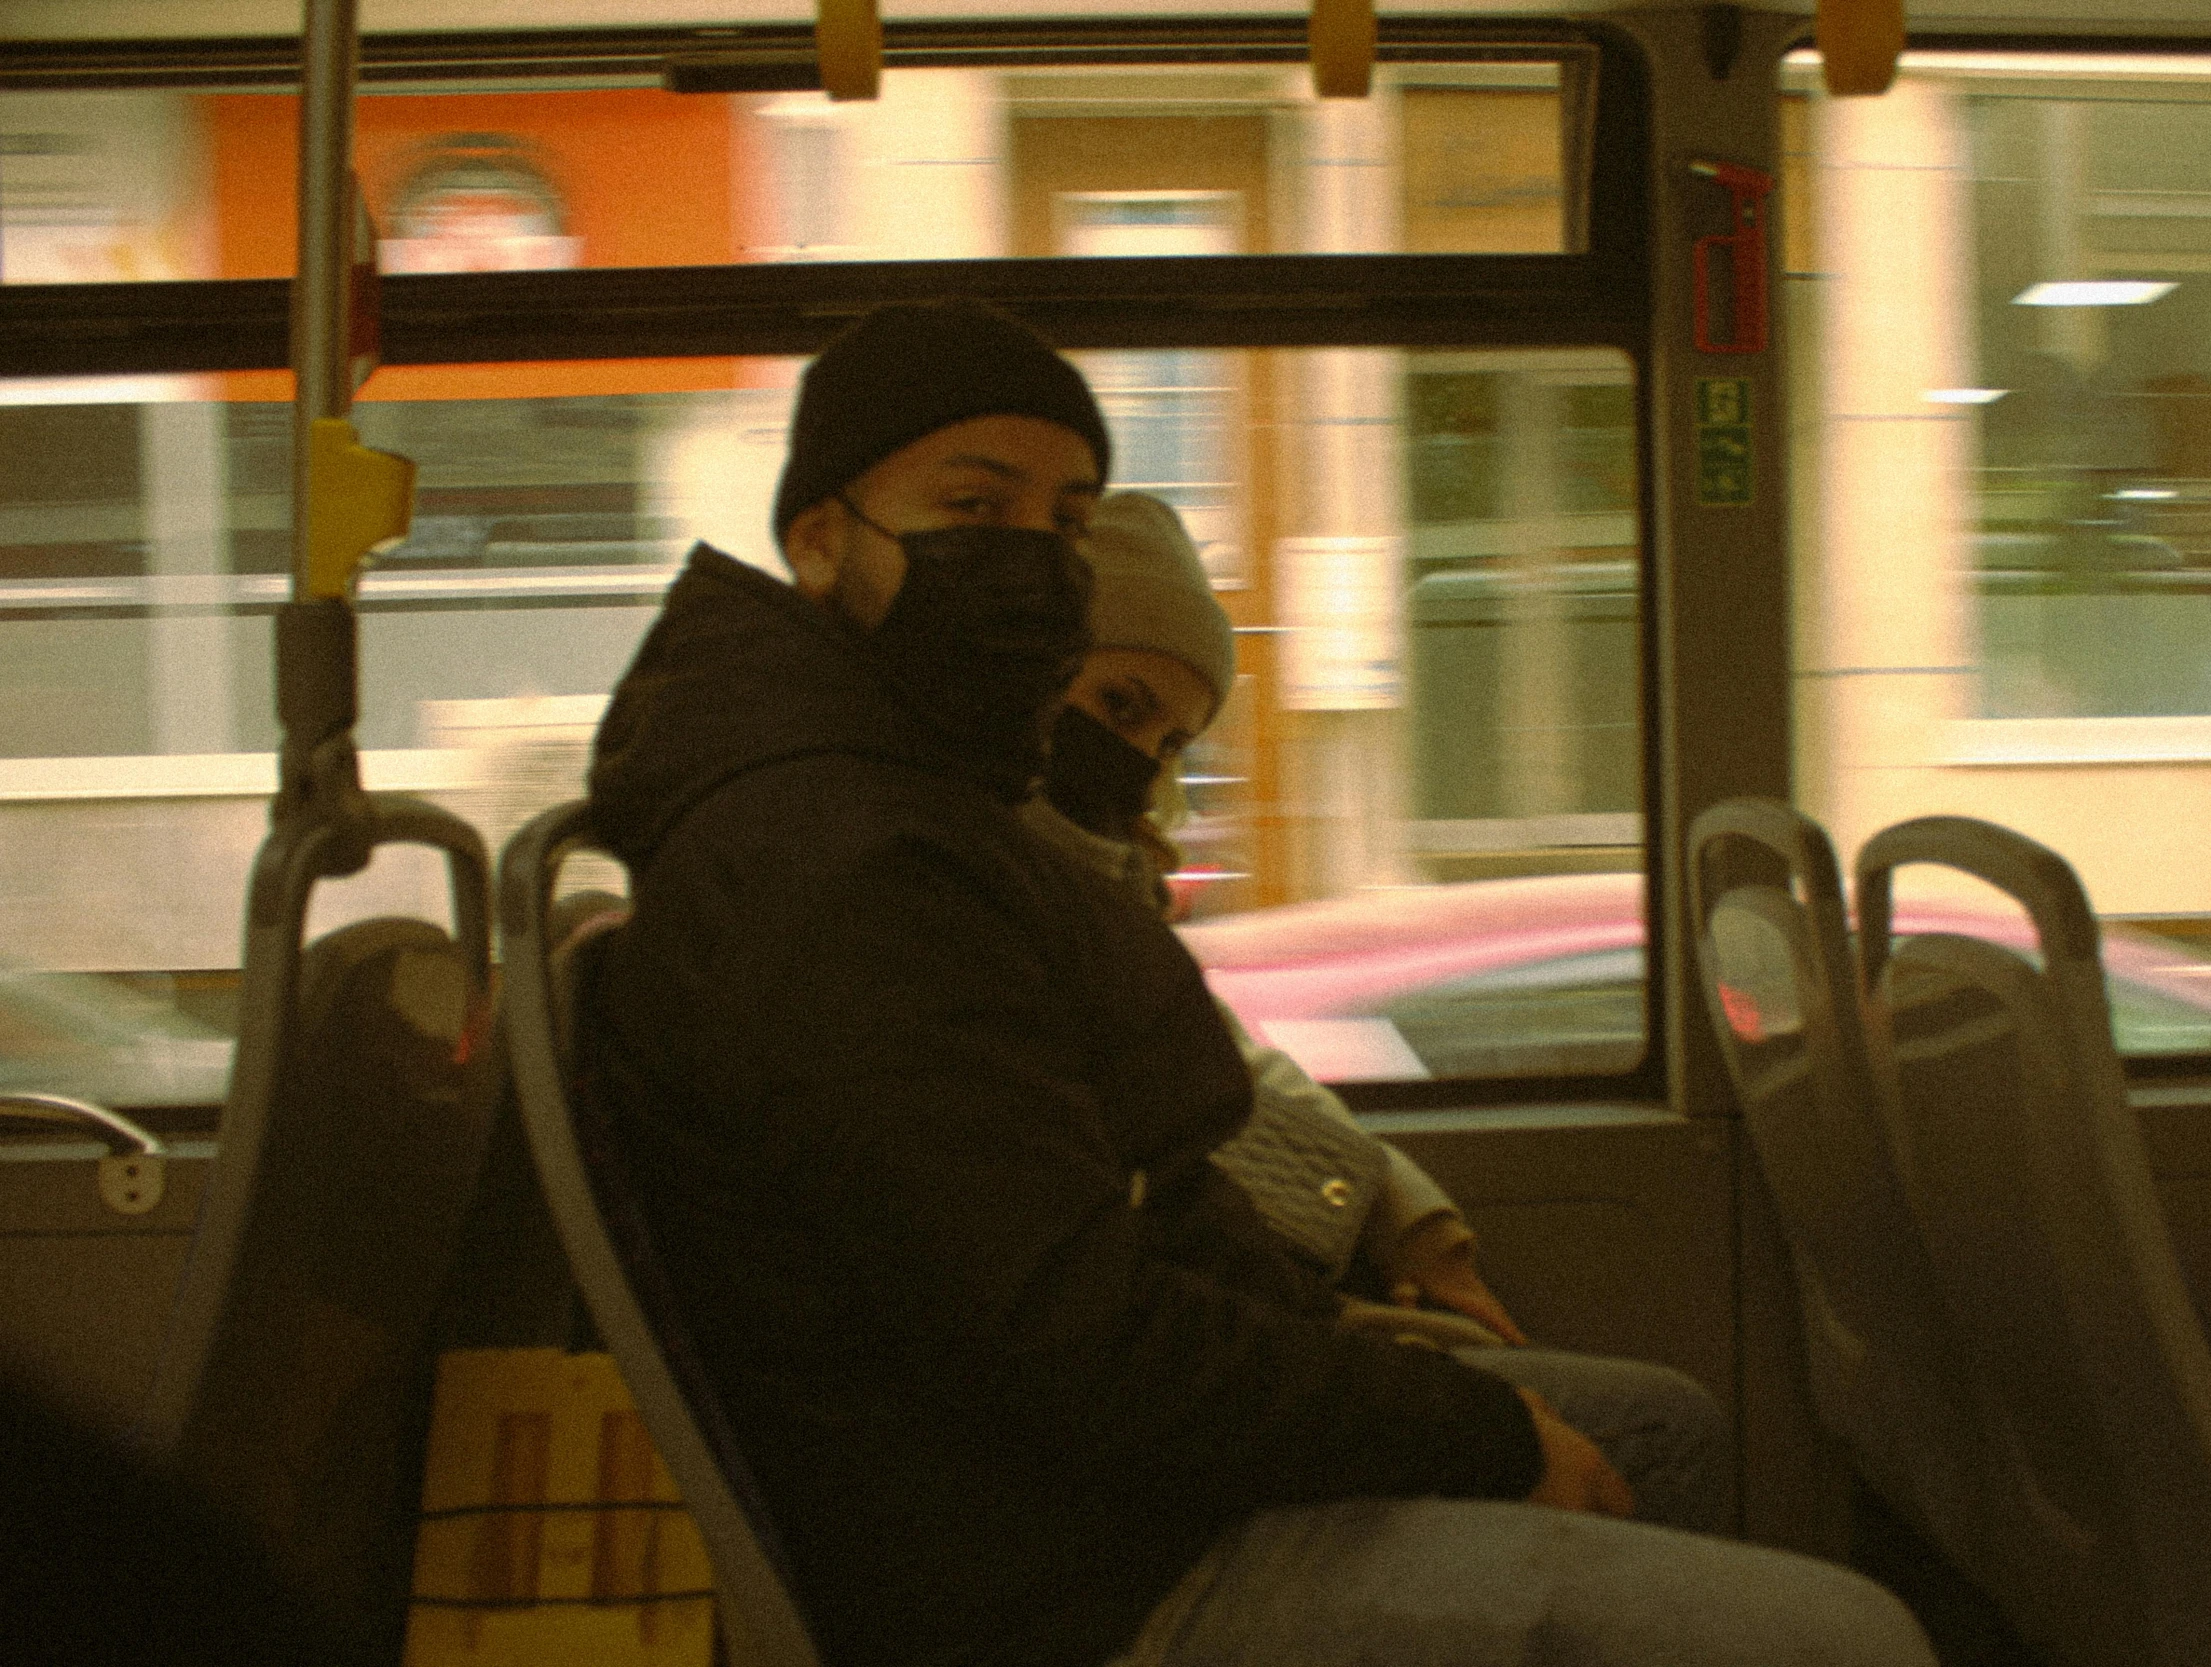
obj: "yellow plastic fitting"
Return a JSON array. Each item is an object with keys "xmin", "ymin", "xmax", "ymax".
[
  {"xmin": 1818, "ymin": 0, "xmax": 1904, "ymax": 96},
  {"xmin": 1311, "ymin": 0, "xmax": 1376, "ymax": 99},
  {"xmin": 305, "ymin": 416, "xmax": 416, "ymax": 600},
  {"xmin": 817, "ymin": 0, "xmax": 881, "ymax": 102}
]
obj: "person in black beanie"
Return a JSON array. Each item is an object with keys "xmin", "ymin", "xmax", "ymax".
[
  {"xmin": 581, "ymin": 298, "xmax": 1937, "ymax": 1667},
  {"xmin": 769, "ymin": 295, "xmax": 1113, "ymax": 543}
]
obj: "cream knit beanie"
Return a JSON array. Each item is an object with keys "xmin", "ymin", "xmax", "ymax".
[{"xmin": 1081, "ymin": 493, "xmax": 1236, "ymax": 727}]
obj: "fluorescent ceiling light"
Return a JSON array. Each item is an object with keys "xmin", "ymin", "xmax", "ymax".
[
  {"xmin": 2112, "ymin": 488, "xmax": 2179, "ymax": 500},
  {"xmin": 2014, "ymin": 281, "xmax": 2176, "ymax": 307},
  {"xmin": 1925, "ymin": 388, "xmax": 2008, "ymax": 404}
]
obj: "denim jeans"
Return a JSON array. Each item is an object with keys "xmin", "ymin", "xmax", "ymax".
[
  {"xmin": 1454, "ymin": 1346, "xmax": 1731, "ymax": 1536},
  {"xmin": 1153, "ymin": 1497, "xmax": 1936, "ymax": 1667},
  {"xmin": 1115, "ymin": 1349, "xmax": 1932, "ymax": 1667}
]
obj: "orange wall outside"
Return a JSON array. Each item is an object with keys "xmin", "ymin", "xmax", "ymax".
[
  {"xmin": 202, "ymin": 89, "xmax": 766, "ymax": 399},
  {"xmin": 212, "ymin": 361, "xmax": 782, "ymax": 403}
]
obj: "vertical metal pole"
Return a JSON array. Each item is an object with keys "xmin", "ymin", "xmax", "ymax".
[
  {"xmin": 276, "ymin": 0, "xmax": 370, "ymax": 834},
  {"xmin": 291, "ymin": 0, "xmax": 359, "ymax": 599}
]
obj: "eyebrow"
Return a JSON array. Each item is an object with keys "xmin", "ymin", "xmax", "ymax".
[{"xmin": 934, "ymin": 454, "xmax": 1103, "ymax": 495}]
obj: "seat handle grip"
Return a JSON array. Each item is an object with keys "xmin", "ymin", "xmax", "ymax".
[{"xmin": 0, "ymin": 1092, "xmax": 167, "ymax": 1159}]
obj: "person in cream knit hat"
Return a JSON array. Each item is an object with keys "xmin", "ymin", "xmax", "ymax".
[
  {"xmin": 1027, "ymin": 492, "xmax": 1732, "ymax": 1540},
  {"xmin": 1083, "ymin": 491, "xmax": 1237, "ymax": 721},
  {"xmin": 1041, "ymin": 492, "xmax": 1234, "ymax": 846}
]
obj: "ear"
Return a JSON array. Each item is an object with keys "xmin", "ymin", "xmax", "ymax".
[{"xmin": 781, "ymin": 499, "xmax": 846, "ymax": 601}]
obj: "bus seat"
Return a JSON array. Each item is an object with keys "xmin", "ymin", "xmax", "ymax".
[
  {"xmin": 134, "ymin": 797, "xmax": 500, "ymax": 1652},
  {"xmin": 498, "ymin": 799, "xmax": 825, "ymax": 1667},
  {"xmin": 1687, "ymin": 799, "xmax": 1987, "ymax": 1558},
  {"xmin": 1858, "ymin": 816, "xmax": 2211, "ymax": 1667},
  {"xmin": 431, "ymin": 886, "xmax": 637, "ymax": 1359}
]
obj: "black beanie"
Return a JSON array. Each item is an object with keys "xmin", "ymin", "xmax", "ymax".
[{"xmin": 771, "ymin": 298, "xmax": 1112, "ymax": 539}]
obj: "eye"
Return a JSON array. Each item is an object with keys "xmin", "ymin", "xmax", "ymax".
[
  {"xmin": 942, "ymin": 493, "xmax": 1005, "ymax": 521},
  {"xmin": 1057, "ymin": 494, "xmax": 1099, "ymax": 538},
  {"xmin": 1100, "ymin": 682, "xmax": 1157, "ymax": 732}
]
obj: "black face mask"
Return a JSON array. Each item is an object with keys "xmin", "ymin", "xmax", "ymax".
[
  {"xmin": 1046, "ymin": 704, "xmax": 1162, "ymax": 840},
  {"xmin": 844, "ymin": 505, "xmax": 1094, "ymax": 785}
]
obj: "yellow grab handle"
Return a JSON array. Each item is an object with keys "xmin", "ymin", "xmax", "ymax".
[
  {"xmin": 817, "ymin": 0, "xmax": 881, "ymax": 102},
  {"xmin": 305, "ymin": 416, "xmax": 415, "ymax": 600},
  {"xmin": 1818, "ymin": 0, "xmax": 1903, "ymax": 96},
  {"xmin": 1310, "ymin": 0, "xmax": 1376, "ymax": 99}
]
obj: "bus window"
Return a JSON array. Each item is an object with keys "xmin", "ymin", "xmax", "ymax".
[
  {"xmin": 1, "ymin": 37, "xmax": 1643, "ymax": 1098},
  {"xmin": 0, "ymin": 59, "xmax": 1588, "ymax": 285},
  {"xmin": 1786, "ymin": 49, "xmax": 2211, "ymax": 1059},
  {"xmin": 0, "ymin": 363, "xmax": 789, "ymax": 984},
  {"xmin": 0, "ymin": 340, "xmax": 1645, "ymax": 1094}
]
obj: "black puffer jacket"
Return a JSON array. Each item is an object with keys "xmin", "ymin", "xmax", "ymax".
[{"xmin": 585, "ymin": 546, "xmax": 1542, "ymax": 1667}]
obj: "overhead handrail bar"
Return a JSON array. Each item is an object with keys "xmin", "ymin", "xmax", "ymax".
[
  {"xmin": 1310, "ymin": 0, "xmax": 1376, "ymax": 98},
  {"xmin": 816, "ymin": 0, "xmax": 881, "ymax": 101}
]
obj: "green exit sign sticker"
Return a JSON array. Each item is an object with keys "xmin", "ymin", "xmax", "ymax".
[{"xmin": 1696, "ymin": 378, "xmax": 1753, "ymax": 507}]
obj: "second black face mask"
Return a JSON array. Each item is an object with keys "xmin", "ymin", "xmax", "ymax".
[
  {"xmin": 856, "ymin": 519, "xmax": 1094, "ymax": 784},
  {"xmin": 1046, "ymin": 704, "xmax": 1162, "ymax": 839}
]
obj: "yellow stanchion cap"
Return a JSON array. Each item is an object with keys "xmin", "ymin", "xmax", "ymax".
[
  {"xmin": 818, "ymin": 0, "xmax": 881, "ymax": 102},
  {"xmin": 1310, "ymin": 0, "xmax": 1376, "ymax": 99},
  {"xmin": 1819, "ymin": 0, "xmax": 1903, "ymax": 96},
  {"xmin": 305, "ymin": 417, "xmax": 415, "ymax": 600}
]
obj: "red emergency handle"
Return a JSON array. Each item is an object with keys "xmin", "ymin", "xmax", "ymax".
[{"xmin": 1691, "ymin": 159, "xmax": 1773, "ymax": 355}]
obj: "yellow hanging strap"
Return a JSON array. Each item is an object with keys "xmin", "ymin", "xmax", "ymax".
[
  {"xmin": 1310, "ymin": 0, "xmax": 1376, "ymax": 100},
  {"xmin": 816, "ymin": 0, "xmax": 881, "ymax": 102},
  {"xmin": 1818, "ymin": 0, "xmax": 1903, "ymax": 96},
  {"xmin": 304, "ymin": 416, "xmax": 415, "ymax": 600}
]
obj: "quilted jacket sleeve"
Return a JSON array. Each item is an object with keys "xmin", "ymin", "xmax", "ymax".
[{"xmin": 1215, "ymin": 999, "xmax": 1465, "ymax": 1278}]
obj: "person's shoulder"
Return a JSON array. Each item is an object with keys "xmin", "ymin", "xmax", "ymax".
[
  {"xmin": 676, "ymin": 747, "xmax": 1012, "ymax": 843},
  {"xmin": 1015, "ymin": 795, "xmax": 1164, "ymax": 909},
  {"xmin": 653, "ymin": 751, "xmax": 1050, "ymax": 910}
]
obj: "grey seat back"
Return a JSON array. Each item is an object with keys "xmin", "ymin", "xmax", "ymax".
[
  {"xmin": 136, "ymin": 796, "xmax": 499, "ymax": 1654},
  {"xmin": 1858, "ymin": 815, "xmax": 2211, "ymax": 1667},
  {"xmin": 1687, "ymin": 798, "xmax": 1984, "ymax": 1553},
  {"xmin": 498, "ymin": 798, "xmax": 824, "ymax": 1667}
]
